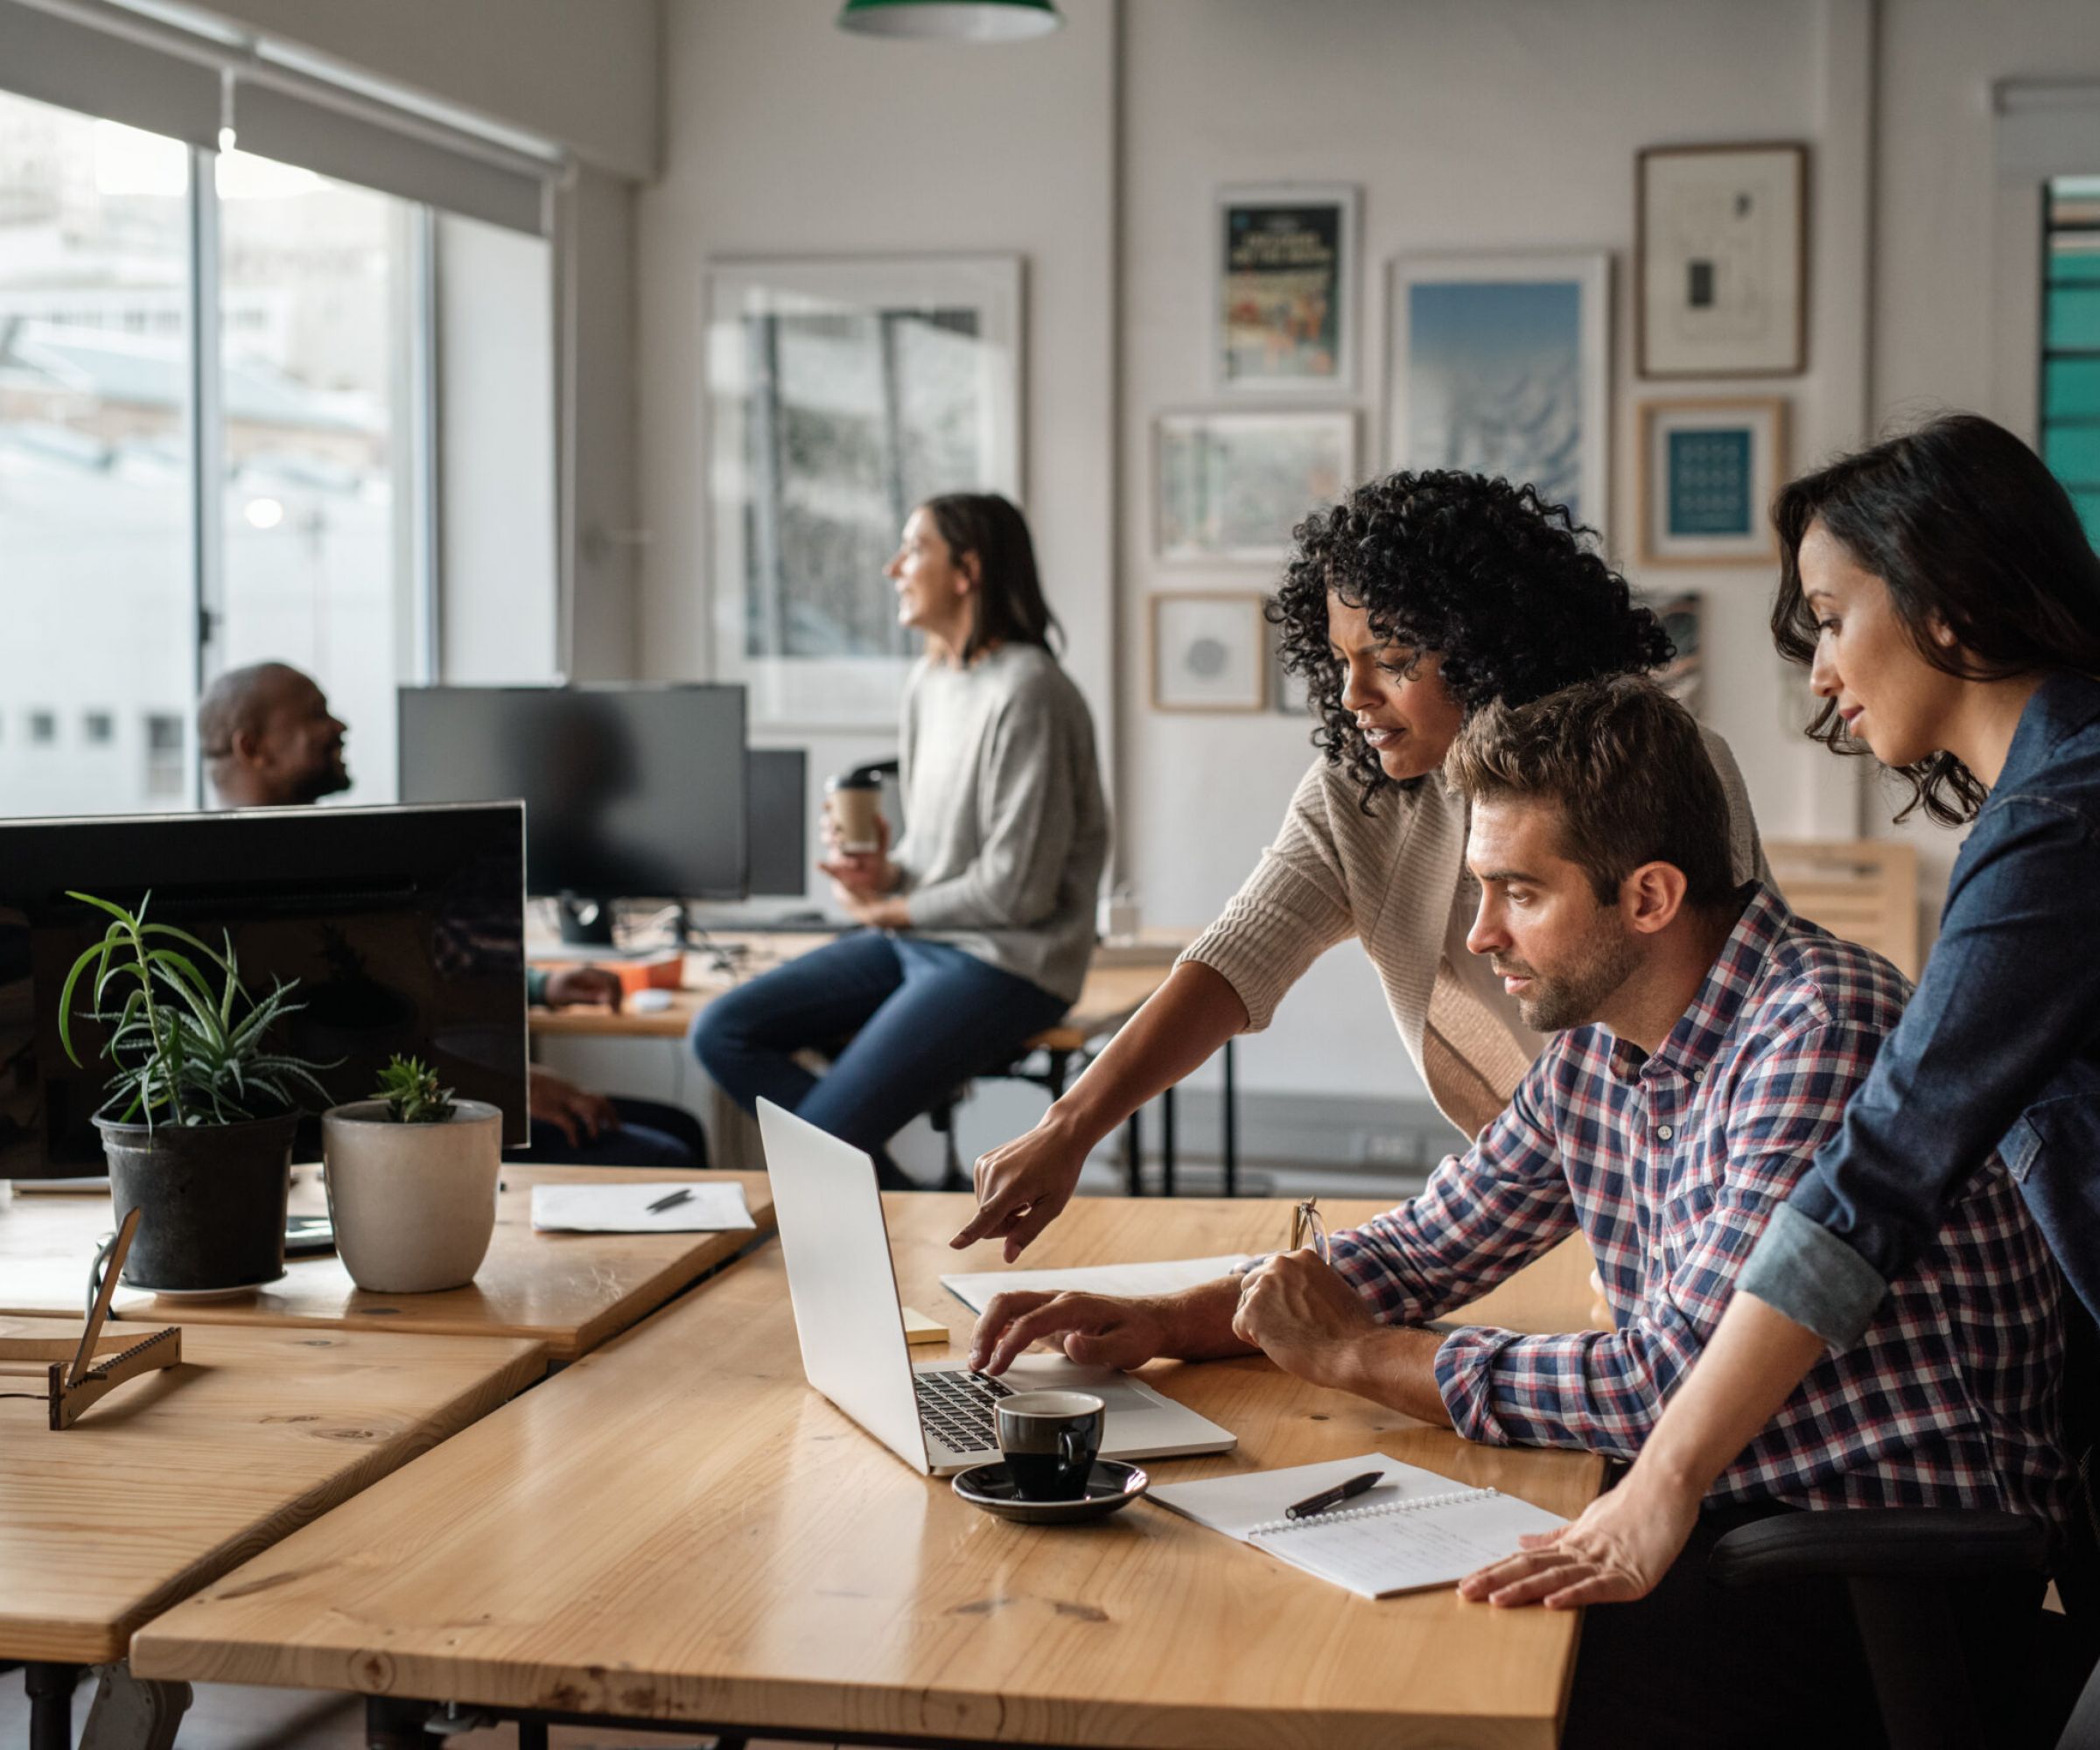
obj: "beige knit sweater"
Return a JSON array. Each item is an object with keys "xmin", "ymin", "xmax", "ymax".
[{"xmin": 1180, "ymin": 730, "xmax": 1767, "ymax": 1140}]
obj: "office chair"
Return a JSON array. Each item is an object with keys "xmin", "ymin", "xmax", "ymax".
[{"xmin": 1709, "ymin": 1302, "xmax": 2100, "ymax": 1750}]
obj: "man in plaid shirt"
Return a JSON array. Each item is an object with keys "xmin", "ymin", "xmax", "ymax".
[{"xmin": 970, "ymin": 676, "xmax": 2067, "ymax": 1747}]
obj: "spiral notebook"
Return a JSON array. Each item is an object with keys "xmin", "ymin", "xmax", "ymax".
[{"xmin": 1148, "ymin": 1453, "xmax": 1567, "ymax": 1599}]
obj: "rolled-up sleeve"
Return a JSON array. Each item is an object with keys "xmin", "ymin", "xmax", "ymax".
[{"xmin": 1741, "ymin": 797, "xmax": 2100, "ymax": 1348}]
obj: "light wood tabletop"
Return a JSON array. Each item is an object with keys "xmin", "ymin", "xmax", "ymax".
[
  {"xmin": 530, "ymin": 932, "xmax": 1186, "ymax": 1045},
  {"xmin": 1, "ymin": 1313, "xmax": 543, "ymax": 1666},
  {"xmin": 135, "ymin": 1194, "xmax": 1606, "ymax": 1749},
  {"xmin": 0, "ymin": 1165, "xmax": 774, "ymax": 1363}
]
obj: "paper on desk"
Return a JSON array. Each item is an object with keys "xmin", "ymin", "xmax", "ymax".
[
  {"xmin": 530, "ymin": 1180, "xmax": 755, "ymax": 1234},
  {"xmin": 941, "ymin": 1253, "xmax": 1251, "ymax": 1312}
]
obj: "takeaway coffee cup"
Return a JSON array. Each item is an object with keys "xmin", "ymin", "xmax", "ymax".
[
  {"xmin": 995, "ymin": 1390, "xmax": 1105, "ymax": 1501},
  {"xmin": 826, "ymin": 769, "xmax": 884, "ymax": 855}
]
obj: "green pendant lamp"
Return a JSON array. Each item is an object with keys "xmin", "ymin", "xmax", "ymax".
[{"xmin": 837, "ymin": 0, "xmax": 1061, "ymax": 41}]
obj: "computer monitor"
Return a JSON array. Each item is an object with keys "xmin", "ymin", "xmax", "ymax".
[
  {"xmin": 398, "ymin": 684, "xmax": 747, "ymax": 942},
  {"xmin": 746, "ymin": 748, "xmax": 808, "ymax": 899},
  {"xmin": 0, "ymin": 802, "xmax": 528, "ymax": 1180}
]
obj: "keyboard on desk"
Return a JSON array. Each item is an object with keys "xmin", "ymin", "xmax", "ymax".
[{"xmin": 914, "ymin": 1368, "xmax": 1012, "ymax": 1452}]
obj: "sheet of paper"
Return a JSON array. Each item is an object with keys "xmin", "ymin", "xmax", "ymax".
[
  {"xmin": 1150, "ymin": 1453, "xmax": 1438, "ymax": 1536},
  {"xmin": 1260, "ymin": 1490, "xmax": 1569, "ymax": 1600},
  {"xmin": 940, "ymin": 1253, "xmax": 1251, "ymax": 1313},
  {"xmin": 530, "ymin": 1180, "xmax": 754, "ymax": 1235}
]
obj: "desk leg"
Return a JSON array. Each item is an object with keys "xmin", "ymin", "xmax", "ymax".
[
  {"xmin": 1222, "ymin": 1035, "xmax": 1238, "ymax": 1197},
  {"xmin": 365, "ymin": 1696, "xmax": 429, "ymax": 1750},
  {"xmin": 1161, "ymin": 1086, "xmax": 1177, "ymax": 1197},
  {"xmin": 515, "ymin": 1719, "xmax": 548, "ymax": 1750},
  {"xmin": 1124, "ymin": 1109, "xmax": 1142, "ymax": 1196},
  {"xmin": 24, "ymin": 1663, "xmax": 79, "ymax": 1750},
  {"xmin": 79, "ymin": 1663, "xmax": 190, "ymax": 1750}
]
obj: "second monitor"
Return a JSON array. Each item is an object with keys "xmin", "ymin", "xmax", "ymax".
[{"xmin": 399, "ymin": 684, "xmax": 747, "ymax": 943}]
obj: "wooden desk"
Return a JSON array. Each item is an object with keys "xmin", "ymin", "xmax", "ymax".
[
  {"xmin": 0, "ymin": 1165, "xmax": 774, "ymax": 1363},
  {"xmin": 532, "ymin": 929, "xmax": 1243, "ymax": 1194},
  {"xmin": 136, "ymin": 1196, "xmax": 1606, "ymax": 1749},
  {"xmin": 3, "ymin": 1312, "xmax": 542, "ymax": 1746}
]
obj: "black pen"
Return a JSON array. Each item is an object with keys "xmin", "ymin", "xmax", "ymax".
[
  {"xmin": 1284, "ymin": 1469, "xmax": 1385, "ymax": 1520},
  {"xmin": 646, "ymin": 1187, "xmax": 695, "ymax": 1214}
]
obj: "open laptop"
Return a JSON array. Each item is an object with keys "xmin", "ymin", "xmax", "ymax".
[{"xmin": 758, "ymin": 1098, "xmax": 1236, "ymax": 1476}]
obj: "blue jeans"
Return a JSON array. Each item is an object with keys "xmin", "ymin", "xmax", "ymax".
[{"xmin": 691, "ymin": 932, "xmax": 1070, "ymax": 1189}]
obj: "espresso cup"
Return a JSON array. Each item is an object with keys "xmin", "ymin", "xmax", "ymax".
[
  {"xmin": 995, "ymin": 1390, "xmax": 1105, "ymax": 1501},
  {"xmin": 826, "ymin": 774, "xmax": 883, "ymax": 854}
]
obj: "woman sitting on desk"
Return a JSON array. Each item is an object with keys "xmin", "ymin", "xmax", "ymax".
[
  {"xmin": 956, "ymin": 469, "xmax": 1768, "ymax": 1256},
  {"xmin": 694, "ymin": 493, "xmax": 1109, "ymax": 1190}
]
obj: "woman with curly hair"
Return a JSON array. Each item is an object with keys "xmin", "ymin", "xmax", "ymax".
[{"xmin": 953, "ymin": 469, "xmax": 1766, "ymax": 1257}]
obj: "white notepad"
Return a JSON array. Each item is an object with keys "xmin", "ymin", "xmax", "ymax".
[
  {"xmin": 1149, "ymin": 1452, "xmax": 1567, "ymax": 1599},
  {"xmin": 940, "ymin": 1253, "xmax": 1251, "ymax": 1313},
  {"xmin": 529, "ymin": 1180, "xmax": 755, "ymax": 1234}
]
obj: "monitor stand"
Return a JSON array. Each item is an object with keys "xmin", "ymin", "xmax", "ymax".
[{"xmin": 557, "ymin": 892, "xmax": 618, "ymax": 947}]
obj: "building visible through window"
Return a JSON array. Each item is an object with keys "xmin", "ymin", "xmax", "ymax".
[
  {"xmin": 84, "ymin": 710, "xmax": 114, "ymax": 744},
  {"xmin": 28, "ymin": 711, "xmax": 57, "ymax": 745}
]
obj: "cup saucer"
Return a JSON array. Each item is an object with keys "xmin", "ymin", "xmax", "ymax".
[{"xmin": 951, "ymin": 1459, "xmax": 1149, "ymax": 1524}]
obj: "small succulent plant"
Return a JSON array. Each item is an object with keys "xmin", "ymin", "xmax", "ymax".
[{"xmin": 373, "ymin": 1054, "xmax": 456, "ymax": 1124}]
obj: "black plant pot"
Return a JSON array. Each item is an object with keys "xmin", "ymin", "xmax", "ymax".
[{"xmin": 95, "ymin": 1112, "xmax": 298, "ymax": 1292}]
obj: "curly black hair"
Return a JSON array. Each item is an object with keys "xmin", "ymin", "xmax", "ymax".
[{"xmin": 1270, "ymin": 471, "xmax": 1674, "ymax": 810}]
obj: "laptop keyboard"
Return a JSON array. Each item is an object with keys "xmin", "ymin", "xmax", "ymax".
[{"xmin": 914, "ymin": 1368, "xmax": 1014, "ymax": 1452}]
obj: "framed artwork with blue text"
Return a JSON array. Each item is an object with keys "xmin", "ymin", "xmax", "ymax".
[
  {"xmin": 1385, "ymin": 252, "xmax": 1611, "ymax": 537},
  {"xmin": 1637, "ymin": 397, "xmax": 1786, "ymax": 567}
]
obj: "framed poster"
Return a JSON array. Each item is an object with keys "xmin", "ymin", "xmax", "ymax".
[
  {"xmin": 706, "ymin": 256, "xmax": 1022, "ymax": 729},
  {"xmin": 1214, "ymin": 184, "xmax": 1358, "ymax": 394},
  {"xmin": 1645, "ymin": 590, "xmax": 1704, "ymax": 715},
  {"xmin": 1638, "ymin": 397, "xmax": 1787, "ymax": 565},
  {"xmin": 1156, "ymin": 410, "xmax": 1357, "ymax": 564},
  {"xmin": 1151, "ymin": 592, "xmax": 1270, "ymax": 712},
  {"xmin": 1637, "ymin": 143, "xmax": 1808, "ymax": 377},
  {"xmin": 1386, "ymin": 252, "xmax": 1611, "ymax": 535}
]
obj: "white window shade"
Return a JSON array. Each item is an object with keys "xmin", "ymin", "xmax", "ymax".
[
  {"xmin": 0, "ymin": 0, "xmax": 554, "ymax": 234},
  {"xmin": 234, "ymin": 83, "xmax": 545, "ymax": 235}
]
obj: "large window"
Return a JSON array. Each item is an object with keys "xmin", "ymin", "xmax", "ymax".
[
  {"xmin": 0, "ymin": 99, "xmax": 193, "ymax": 816},
  {"xmin": 0, "ymin": 80, "xmax": 555, "ymax": 818},
  {"xmin": 2044, "ymin": 176, "xmax": 2100, "ymax": 548}
]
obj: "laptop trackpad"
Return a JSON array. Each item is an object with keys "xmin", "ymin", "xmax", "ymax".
[{"xmin": 996, "ymin": 1355, "xmax": 1159, "ymax": 1413}]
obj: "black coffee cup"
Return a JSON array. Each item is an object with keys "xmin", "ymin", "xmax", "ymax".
[{"xmin": 995, "ymin": 1390, "xmax": 1105, "ymax": 1501}]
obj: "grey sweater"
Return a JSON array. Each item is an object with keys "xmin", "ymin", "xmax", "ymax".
[{"xmin": 891, "ymin": 644, "xmax": 1110, "ymax": 1005}]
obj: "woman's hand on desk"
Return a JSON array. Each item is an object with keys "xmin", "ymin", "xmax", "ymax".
[
  {"xmin": 1456, "ymin": 1468, "xmax": 1700, "ymax": 1610},
  {"xmin": 528, "ymin": 1065, "xmax": 619, "ymax": 1146}
]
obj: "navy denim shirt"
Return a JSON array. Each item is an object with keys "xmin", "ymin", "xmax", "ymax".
[{"xmin": 1740, "ymin": 670, "xmax": 2100, "ymax": 1348}]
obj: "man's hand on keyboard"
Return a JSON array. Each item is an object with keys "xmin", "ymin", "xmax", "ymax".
[{"xmin": 967, "ymin": 1291, "xmax": 1171, "ymax": 1376}]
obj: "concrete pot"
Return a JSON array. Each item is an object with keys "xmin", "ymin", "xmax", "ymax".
[{"xmin": 321, "ymin": 1099, "xmax": 502, "ymax": 1293}]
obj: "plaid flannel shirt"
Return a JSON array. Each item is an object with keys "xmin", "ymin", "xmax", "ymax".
[{"xmin": 1329, "ymin": 884, "xmax": 2070, "ymax": 1524}]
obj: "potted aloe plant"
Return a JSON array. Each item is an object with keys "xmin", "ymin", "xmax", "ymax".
[
  {"xmin": 322, "ymin": 1054, "xmax": 502, "ymax": 1293},
  {"xmin": 60, "ymin": 891, "xmax": 334, "ymax": 1294}
]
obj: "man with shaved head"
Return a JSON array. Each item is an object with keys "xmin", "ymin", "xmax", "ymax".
[{"xmin": 199, "ymin": 662, "xmax": 352, "ymax": 808}]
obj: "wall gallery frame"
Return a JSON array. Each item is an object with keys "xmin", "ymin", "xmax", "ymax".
[
  {"xmin": 1638, "ymin": 397, "xmax": 1787, "ymax": 566},
  {"xmin": 1151, "ymin": 592, "xmax": 1270, "ymax": 712},
  {"xmin": 1637, "ymin": 143, "xmax": 1808, "ymax": 378},
  {"xmin": 1155, "ymin": 409, "xmax": 1357, "ymax": 564},
  {"xmin": 705, "ymin": 255, "xmax": 1023, "ymax": 729},
  {"xmin": 1386, "ymin": 252, "xmax": 1611, "ymax": 536},
  {"xmin": 1214, "ymin": 184, "xmax": 1358, "ymax": 395}
]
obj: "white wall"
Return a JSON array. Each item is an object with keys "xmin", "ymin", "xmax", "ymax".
[
  {"xmin": 1864, "ymin": 0, "xmax": 2100, "ymax": 917},
  {"xmin": 1118, "ymin": 0, "xmax": 1871, "ymax": 1105},
  {"xmin": 634, "ymin": 0, "xmax": 1119, "ymax": 844}
]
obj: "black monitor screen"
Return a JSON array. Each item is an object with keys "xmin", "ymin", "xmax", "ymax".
[
  {"xmin": 398, "ymin": 685, "xmax": 747, "ymax": 903},
  {"xmin": 747, "ymin": 748, "xmax": 808, "ymax": 899},
  {"xmin": 0, "ymin": 803, "xmax": 528, "ymax": 1178}
]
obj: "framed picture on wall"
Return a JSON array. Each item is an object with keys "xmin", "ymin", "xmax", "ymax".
[
  {"xmin": 1643, "ymin": 590, "xmax": 1705, "ymax": 716},
  {"xmin": 1155, "ymin": 409, "xmax": 1357, "ymax": 564},
  {"xmin": 1214, "ymin": 184, "xmax": 1358, "ymax": 394},
  {"xmin": 1637, "ymin": 143, "xmax": 1808, "ymax": 377},
  {"xmin": 1151, "ymin": 592, "xmax": 1270, "ymax": 712},
  {"xmin": 1638, "ymin": 397, "xmax": 1787, "ymax": 565},
  {"xmin": 706, "ymin": 256, "xmax": 1022, "ymax": 729},
  {"xmin": 1386, "ymin": 251, "xmax": 1611, "ymax": 536}
]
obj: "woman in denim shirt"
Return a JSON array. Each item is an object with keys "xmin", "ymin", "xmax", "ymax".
[{"xmin": 1466, "ymin": 413, "xmax": 2100, "ymax": 1612}]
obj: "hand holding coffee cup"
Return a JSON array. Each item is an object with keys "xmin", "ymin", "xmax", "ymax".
[
  {"xmin": 826, "ymin": 772, "xmax": 886, "ymax": 855},
  {"xmin": 995, "ymin": 1390, "xmax": 1105, "ymax": 1501}
]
